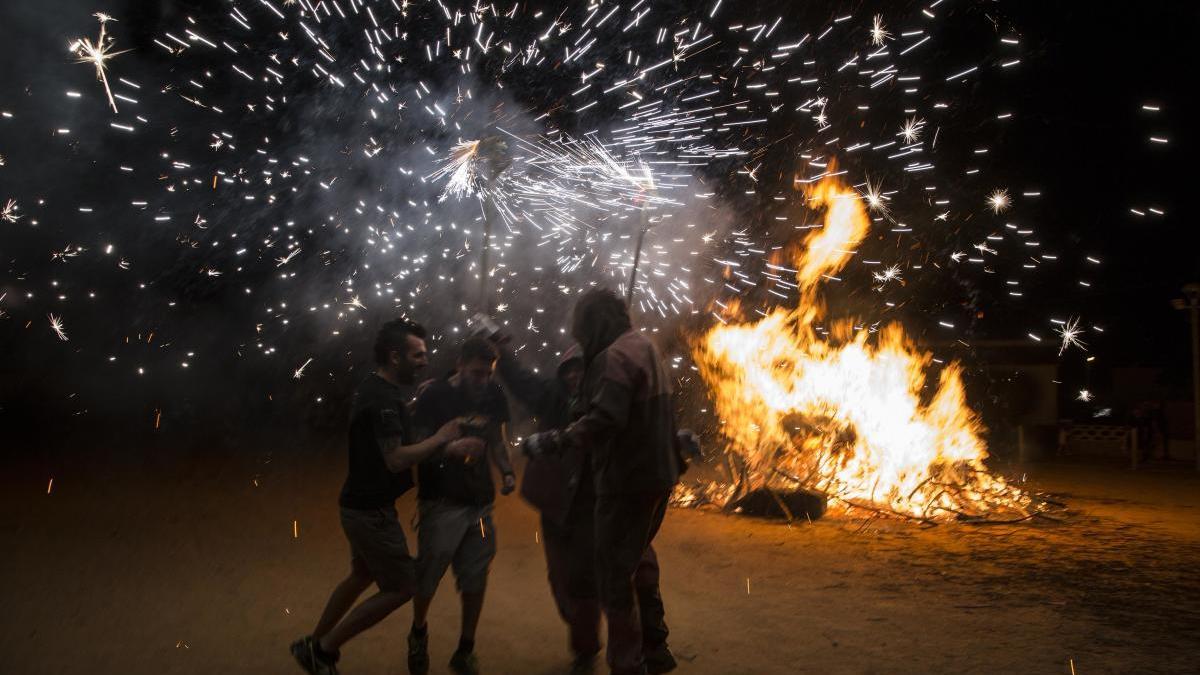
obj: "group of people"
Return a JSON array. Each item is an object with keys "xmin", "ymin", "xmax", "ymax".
[{"xmin": 291, "ymin": 288, "xmax": 694, "ymax": 675}]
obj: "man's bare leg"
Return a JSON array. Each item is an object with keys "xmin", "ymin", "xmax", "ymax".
[
  {"xmin": 318, "ymin": 590, "xmax": 411, "ymax": 653},
  {"xmin": 313, "ymin": 562, "xmax": 374, "ymax": 640},
  {"xmin": 412, "ymin": 591, "xmax": 435, "ymax": 630},
  {"xmin": 459, "ymin": 591, "xmax": 485, "ymax": 645}
]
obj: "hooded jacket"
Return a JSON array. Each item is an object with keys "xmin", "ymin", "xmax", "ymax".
[
  {"xmin": 564, "ymin": 327, "xmax": 681, "ymax": 497},
  {"xmin": 498, "ymin": 348, "xmax": 585, "ymax": 524}
]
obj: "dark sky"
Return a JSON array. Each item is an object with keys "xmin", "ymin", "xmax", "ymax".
[{"xmin": 0, "ymin": 0, "xmax": 1195, "ymax": 441}]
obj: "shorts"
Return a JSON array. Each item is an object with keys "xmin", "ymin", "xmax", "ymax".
[
  {"xmin": 339, "ymin": 505, "xmax": 417, "ymax": 594},
  {"xmin": 415, "ymin": 500, "xmax": 496, "ymax": 597}
]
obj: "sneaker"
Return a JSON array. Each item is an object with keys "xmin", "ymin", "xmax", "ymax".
[
  {"xmin": 644, "ymin": 643, "xmax": 677, "ymax": 675},
  {"xmin": 449, "ymin": 649, "xmax": 481, "ymax": 675},
  {"xmin": 407, "ymin": 629, "xmax": 430, "ymax": 675},
  {"xmin": 290, "ymin": 636, "xmax": 339, "ymax": 675},
  {"xmin": 569, "ymin": 655, "xmax": 597, "ymax": 675}
]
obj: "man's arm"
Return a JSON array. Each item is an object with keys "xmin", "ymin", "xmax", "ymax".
[
  {"xmin": 495, "ymin": 350, "xmax": 552, "ymax": 410},
  {"xmin": 380, "ymin": 418, "xmax": 481, "ymax": 473},
  {"xmin": 381, "ymin": 431, "xmax": 451, "ymax": 473},
  {"xmin": 561, "ymin": 377, "xmax": 632, "ymax": 451}
]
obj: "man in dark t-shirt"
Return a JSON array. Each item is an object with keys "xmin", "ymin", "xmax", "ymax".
[
  {"xmin": 291, "ymin": 320, "xmax": 484, "ymax": 675},
  {"xmin": 406, "ymin": 337, "xmax": 515, "ymax": 675}
]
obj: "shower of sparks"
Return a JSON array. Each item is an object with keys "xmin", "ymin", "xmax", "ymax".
[
  {"xmin": 429, "ymin": 139, "xmax": 484, "ymax": 201},
  {"xmin": 870, "ymin": 15, "xmax": 892, "ymax": 46},
  {"xmin": 987, "ymin": 188, "xmax": 1011, "ymax": 213},
  {"xmin": 69, "ymin": 13, "xmax": 128, "ymax": 114},
  {"xmin": 2, "ymin": 199, "xmax": 20, "ymax": 223},
  {"xmin": 48, "ymin": 313, "xmax": 68, "ymax": 341},
  {"xmin": 0, "ymin": 2, "xmax": 1104, "ymax": 452},
  {"xmin": 1056, "ymin": 317, "xmax": 1087, "ymax": 355},
  {"xmin": 1077, "ymin": 389, "xmax": 1093, "ymax": 402}
]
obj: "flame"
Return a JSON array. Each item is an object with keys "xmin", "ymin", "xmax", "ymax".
[{"xmin": 692, "ymin": 174, "xmax": 1032, "ymax": 520}]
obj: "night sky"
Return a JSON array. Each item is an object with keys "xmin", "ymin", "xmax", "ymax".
[{"xmin": 0, "ymin": 0, "xmax": 1194, "ymax": 447}]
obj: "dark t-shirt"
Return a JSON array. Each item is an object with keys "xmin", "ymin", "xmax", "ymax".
[
  {"xmin": 414, "ymin": 377, "xmax": 510, "ymax": 506},
  {"xmin": 339, "ymin": 374, "xmax": 415, "ymax": 509}
]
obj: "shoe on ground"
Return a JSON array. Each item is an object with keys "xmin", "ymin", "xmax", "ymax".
[
  {"xmin": 407, "ymin": 629, "xmax": 430, "ymax": 675},
  {"xmin": 449, "ymin": 649, "xmax": 481, "ymax": 675},
  {"xmin": 644, "ymin": 643, "xmax": 677, "ymax": 675},
  {"xmin": 290, "ymin": 636, "xmax": 339, "ymax": 675}
]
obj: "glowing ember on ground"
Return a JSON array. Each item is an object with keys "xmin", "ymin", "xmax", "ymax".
[{"xmin": 688, "ymin": 173, "xmax": 1039, "ymax": 522}]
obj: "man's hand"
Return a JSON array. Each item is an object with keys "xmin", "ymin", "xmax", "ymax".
[
  {"xmin": 500, "ymin": 472, "xmax": 516, "ymax": 495},
  {"xmin": 522, "ymin": 431, "xmax": 561, "ymax": 458},
  {"xmin": 433, "ymin": 418, "xmax": 464, "ymax": 445},
  {"xmin": 444, "ymin": 436, "xmax": 486, "ymax": 461}
]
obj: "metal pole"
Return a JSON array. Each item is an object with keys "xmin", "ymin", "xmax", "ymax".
[
  {"xmin": 626, "ymin": 206, "xmax": 648, "ymax": 305},
  {"xmin": 1192, "ymin": 303, "xmax": 1200, "ymax": 471},
  {"xmin": 478, "ymin": 189, "xmax": 494, "ymax": 315}
]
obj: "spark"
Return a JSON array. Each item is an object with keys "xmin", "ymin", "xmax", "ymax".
[
  {"xmin": 1056, "ymin": 317, "xmax": 1087, "ymax": 356},
  {"xmin": 860, "ymin": 179, "xmax": 888, "ymax": 214},
  {"xmin": 872, "ymin": 264, "xmax": 902, "ymax": 287},
  {"xmin": 276, "ymin": 248, "xmax": 301, "ymax": 266},
  {"xmin": 870, "ymin": 15, "xmax": 891, "ymax": 46},
  {"xmin": 1077, "ymin": 390, "xmax": 1093, "ymax": 402},
  {"xmin": 1, "ymin": 199, "xmax": 20, "ymax": 223},
  {"xmin": 987, "ymin": 188, "xmax": 1011, "ymax": 213},
  {"xmin": 69, "ymin": 14, "xmax": 129, "ymax": 114},
  {"xmin": 899, "ymin": 116, "xmax": 924, "ymax": 143},
  {"xmin": 48, "ymin": 313, "xmax": 68, "ymax": 341},
  {"xmin": 293, "ymin": 357, "xmax": 314, "ymax": 379}
]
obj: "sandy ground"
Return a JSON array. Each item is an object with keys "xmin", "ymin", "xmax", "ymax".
[{"xmin": 3, "ymin": 441, "xmax": 1199, "ymax": 675}]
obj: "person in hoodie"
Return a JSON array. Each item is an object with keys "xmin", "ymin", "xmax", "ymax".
[{"xmin": 524, "ymin": 288, "xmax": 683, "ymax": 675}]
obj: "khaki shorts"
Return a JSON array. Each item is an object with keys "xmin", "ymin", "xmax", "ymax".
[
  {"xmin": 339, "ymin": 505, "xmax": 416, "ymax": 594},
  {"xmin": 415, "ymin": 500, "xmax": 496, "ymax": 597}
]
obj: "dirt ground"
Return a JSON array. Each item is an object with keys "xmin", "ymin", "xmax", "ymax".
[{"xmin": 3, "ymin": 442, "xmax": 1199, "ymax": 675}]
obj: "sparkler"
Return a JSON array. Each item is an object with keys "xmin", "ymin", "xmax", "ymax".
[{"xmin": 69, "ymin": 14, "xmax": 127, "ymax": 114}]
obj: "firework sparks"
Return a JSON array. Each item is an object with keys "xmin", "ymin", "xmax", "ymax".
[
  {"xmin": 292, "ymin": 357, "xmax": 313, "ymax": 380},
  {"xmin": 870, "ymin": 15, "xmax": 892, "ymax": 46},
  {"xmin": 1, "ymin": 199, "xmax": 20, "ymax": 223},
  {"xmin": 987, "ymin": 188, "xmax": 1011, "ymax": 213},
  {"xmin": 1056, "ymin": 317, "xmax": 1087, "ymax": 355},
  {"xmin": 48, "ymin": 313, "xmax": 68, "ymax": 341},
  {"xmin": 430, "ymin": 139, "xmax": 484, "ymax": 201},
  {"xmin": 69, "ymin": 14, "xmax": 128, "ymax": 114},
  {"xmin": 899, "ymin": 116, "xmax": 925, "ymax": 143},
  {"xmin": 1, "ymin": 0, "xmax": 1100, "ymax": 483}
]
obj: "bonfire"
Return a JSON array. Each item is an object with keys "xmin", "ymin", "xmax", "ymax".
[{"xmin": 680, "ymin": 173, "xmax": 1050, "ymax": 523}]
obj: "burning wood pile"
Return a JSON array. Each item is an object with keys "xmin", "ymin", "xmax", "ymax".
[{"xmin": 674, "ymin": 174, "xmax": 1056, "ymax": 524}]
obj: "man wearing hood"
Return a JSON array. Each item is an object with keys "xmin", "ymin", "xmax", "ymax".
[
  {"xmin": 494, "ymin": 345, "xmax": 601, "ymax": 669},
  {"xmin": 525, "ymin": 288, "xmax": 681, "ymax": 675}
]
